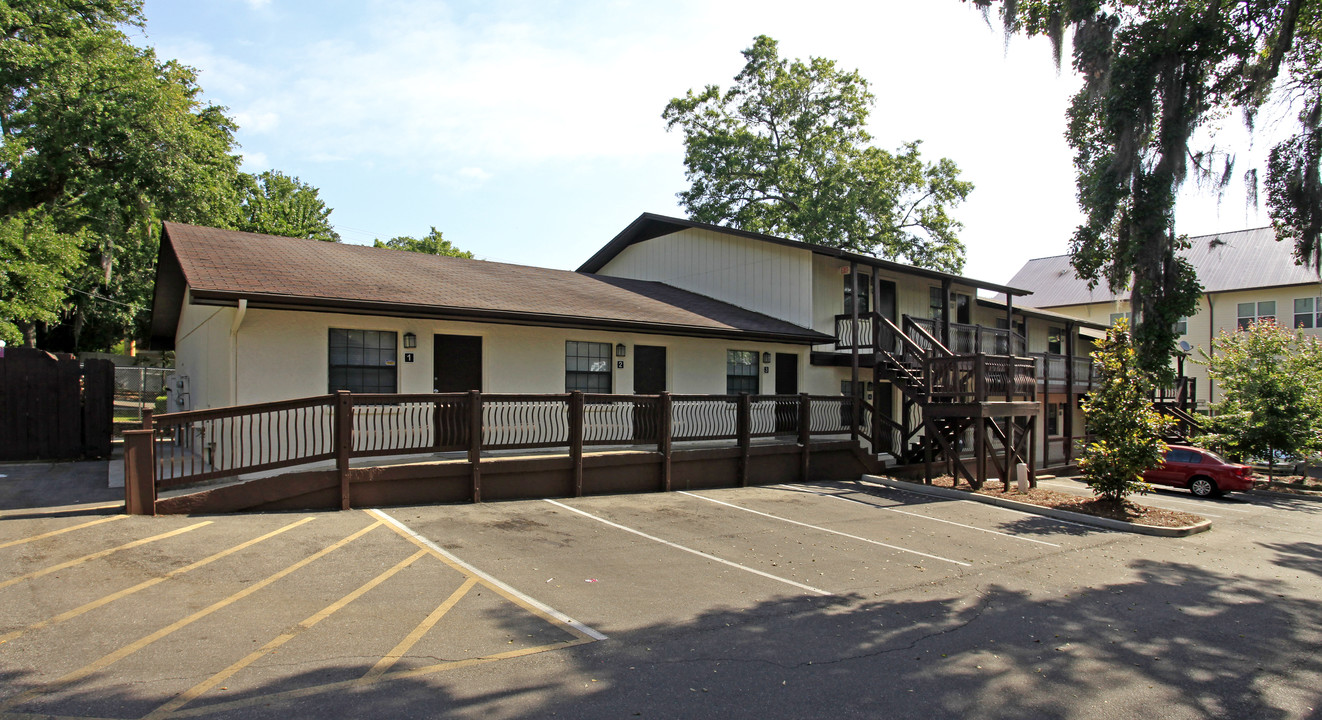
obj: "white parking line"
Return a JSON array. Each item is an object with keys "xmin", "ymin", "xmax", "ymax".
[
  {"xmin": 778, "ymin": 484, "xmax": 1062, "ymax": 548},
  {"xmin": 677, "ymin": 491, "xmax": 973, "ymax": 566},
  {"xmin": 371, "ymin": 509, "xmax": 608, "ymax": 641},
  {"xmin": 544, "ymin": 499, "xmax": 833, "ymax": 596},
  {"xmin": 852, "ymin": 478, "xmax": 1107, "ymax": 531}
]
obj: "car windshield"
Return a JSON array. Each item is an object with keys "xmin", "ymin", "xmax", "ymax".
[{"xmin": 1200, "ymin": 449, "xmax": 1227, "ymax": 463}]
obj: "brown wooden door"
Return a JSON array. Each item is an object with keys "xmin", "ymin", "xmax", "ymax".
[
  {"xmin": 434, "ymin": 334, "xmax": 482, "ymax": 392},
  {"xmin": 634, "ymin": 345, "xmax": 666, "ymax": 394}
]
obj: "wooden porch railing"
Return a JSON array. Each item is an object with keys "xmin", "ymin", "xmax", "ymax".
[
  {"xmin": 924, "ymin": 355, "xmax": 1037, "ymax": 404},
  {"xmin": 123, "ymin": 391, "xmax": 869, "ymax": 514}
]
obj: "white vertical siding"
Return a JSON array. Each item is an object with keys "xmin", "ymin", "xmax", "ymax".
[{"xmin": 595, "ymin": 228, "xmax": 815, "ymax": 328}]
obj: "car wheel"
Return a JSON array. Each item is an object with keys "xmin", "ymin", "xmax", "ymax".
[{"xmin": 1189, "ymin": 477, "xmax": 1218, "ymax": 498}]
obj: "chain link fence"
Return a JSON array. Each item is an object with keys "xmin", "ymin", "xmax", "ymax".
[{"xmin": 113, "ymin": 367, "xmax": 172, "ymax": 436}]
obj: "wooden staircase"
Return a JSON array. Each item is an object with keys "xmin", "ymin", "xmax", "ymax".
[{"xmin": 840, "ymin": 313, "xmax": 1040, "ymax": 489}]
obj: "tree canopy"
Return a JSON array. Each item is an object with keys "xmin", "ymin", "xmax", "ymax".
[
  {"xmin": 373, "ymin": 227, "xmax": 472, "ymax": 258},
  {"xmin": 1198, "ymin": 320, "xmax": 1322, "ymax": 469},
  {"xmin": 970, "ymin": 0, "xmax": 1322, "ymax": 378},
  {"xmin": 0, "ymin": 0, "xmax": 343, "ymax": 350},
  {"xmin": 663, "ymin": 35, "xmax": 973, "ymax": 273},
  {"xmin": 236, "ymin": 170, "xmax": 340, "ymax": 242}
]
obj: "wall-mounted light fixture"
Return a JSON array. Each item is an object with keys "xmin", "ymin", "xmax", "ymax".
[
  {"xmin": 762, "ymin": 352, "xmax": 771, "ymax": 364},
  {"xmin": 403, "ymin": 332, "xmax": 417, "ymax": 349},
  {"xmin": 616, "ymin": 343, "xmax": 627, "ymax": 358}
]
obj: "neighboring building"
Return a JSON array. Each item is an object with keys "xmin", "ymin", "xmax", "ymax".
[
  {"xmin": 151, "ymin": 213, "xmax": 1108, "ymax": 469},
  {"xmin": 1007, "ymin": 227, "xmax": 1322, "ymax": 407}
]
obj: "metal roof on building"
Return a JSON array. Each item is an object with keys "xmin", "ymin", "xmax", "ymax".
[{"xmin": 1008, "ymin": 227, "xmax": 1322, "ymax": 308}]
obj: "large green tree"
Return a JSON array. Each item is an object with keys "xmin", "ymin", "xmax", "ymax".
[
  {"xmin": 1198, "ymin": 320, "xmax": 1322, "ymax": 472},
  {"xmin": 663, "ymin": 35, "xmax": 973, "ymax": 273},
  {"xmin": 970, "ymin": 0, "xmax": 1322, "ymax": 379},
  {"xmin": 1, "ymin": 0, "xmax": 243, "ymax": 349},
  {"xmin": 373, "ymin": 227, "xmax": 472, "ymax": 257},
  {"xmin": 0, "ymin": 212, "xmax": 83, "ymax": 346},
  {"xmin": 236, "ymin": 170, "xmax": 340, "ymax": 242}
]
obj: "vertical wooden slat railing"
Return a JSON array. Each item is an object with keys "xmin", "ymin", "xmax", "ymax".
[{"xmin": 124, "ymin": 391, "xmax": 876, "ymax": 514}]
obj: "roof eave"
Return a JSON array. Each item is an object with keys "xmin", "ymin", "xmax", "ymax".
[
  {"xmin": 185, "ymin": 289, "xmax": 834, "ymax": 346},
  {"xmin": 578, "ymin": 212, "xmax": 1034, "ymax": 297}
]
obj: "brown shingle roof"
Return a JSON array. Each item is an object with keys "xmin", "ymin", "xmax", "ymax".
[{"xmin": 151, "ymin": 222, "xmax": 831, "ymax": 347}]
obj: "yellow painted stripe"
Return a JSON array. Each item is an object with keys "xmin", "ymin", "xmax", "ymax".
[
  {"xmin": 144, "ymin": 548, "xmax": 427, "ymax": 720},
  {"xmin": 164, "ymin": 638, "xmax": 594, "ymax": 719},
  {"xmin": 359, "ymin": 576, "xmax": 478, "ymax": 683},
  {"xmin": 0, "ymin": 520, "xmax": 382, "ymax": 714},
  {"xmin": 0, "ymin": 501, "xmax": 124, "ymax": 519},
  {"xmin": 0, "ymin": 517, "xmax": 316, "ymax": 646},
  {"xmin": 0, "ymin": 522, "xmax": 211, "ymax": 591},
  {"xmin": 0, "ymin": 515, "xmax": 127, "ymax": 549}
]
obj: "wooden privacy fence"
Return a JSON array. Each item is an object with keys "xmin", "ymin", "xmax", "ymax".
[
  {"xmin": 123, "ymin": 391, "xmax": 864, "ymax": 515},
  {"xmin": 0, "ymin": 348, "xmax": 114, "ymax": 461}
]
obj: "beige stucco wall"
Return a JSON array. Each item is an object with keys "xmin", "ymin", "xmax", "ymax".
[
  {"xmin": 174, "ymin": 303, "xmax": 818, "ymax": 410},
  {"xmin": 172, "ymin": 296, "xmax": 236, "ymax": 411},
  {"xmin": 1035, "ymin": 283, "xmax": 1322, "ymax": 407},
  {"xmin": 596, "ymin": 227, "xmax": 815, "ymax": 328}
]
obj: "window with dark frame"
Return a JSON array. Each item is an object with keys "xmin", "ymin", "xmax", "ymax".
[
  {"xmin": 328, "ymin": 329, "xmax": 398, "ymax": 394},
  {"xmin": 1048, "ymin": 327, "xmax": 1064, "ymax": 355},
  {"xmin": 843, "ymin": 272, "xmax": 870, "ymax": 315},
  {"xmin": 928, "ymin": 287, "xmax": 945, "ymax": 321},
  {"xmin": 726, "ymin": 350, "xmax": 759, "ymax": 395},
  {"xmin": 565, "ymin": 341, "xmax": 612, "ymax": 393}
]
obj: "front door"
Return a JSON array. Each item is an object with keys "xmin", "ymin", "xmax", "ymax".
[
  {"xmin": 633, "ymin": 345, "xmax": 666, "ymax": 442},
  {"xmin": 434, "ymin": 334, "xmax": 482, "ymax": 392},
  {"xmin": 774, "ymin": 353, "xmax": 798, "ymax": 433},
  {"xmin": 634, "ymin": 345, "xmax": 666, "ymax": 394}
]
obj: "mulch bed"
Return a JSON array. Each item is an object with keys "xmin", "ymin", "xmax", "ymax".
[
  {"xmin": 1252, "ymin": 475, "xmax": 1322, "ymax": 496},
  {"xmin": 918, "ymin": 475, "xmax": 1206, "ymax": 528}
]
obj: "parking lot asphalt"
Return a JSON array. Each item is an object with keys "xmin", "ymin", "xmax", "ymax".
[{"xmin": 2, "ymin": 461, "xmax": 1320, "ymax": 719}]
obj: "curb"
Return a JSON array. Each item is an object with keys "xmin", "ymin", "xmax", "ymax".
[
  {"xmin": 1248, "ymin": 487, "xmax": 1322, "ymax": 501},
  {"xmin": 860, "ymin": 475, "xmax": 1212, "ymax": 537}
]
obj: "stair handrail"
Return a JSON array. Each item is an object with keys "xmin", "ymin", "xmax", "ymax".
[{"xmin": 902, "ymin": 315, "xmax": 953, "ymax": 358}]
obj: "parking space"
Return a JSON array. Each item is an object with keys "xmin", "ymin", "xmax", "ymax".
[
  {"xmin": 0, "ymin": 507, "xmax": 597, "ymax": 720},
  {"xmin": 4, "ymin": 469, "xmax": 1321, "ymax": 719}
]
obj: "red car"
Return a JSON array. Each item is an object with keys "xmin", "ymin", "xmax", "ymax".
[{"xmin": 1143, "ymin": 445, "xmax": 1255, "ymax": 497}]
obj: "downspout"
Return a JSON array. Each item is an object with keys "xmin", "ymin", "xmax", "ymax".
[
  {"xmin": 1204, "ymin": 292, "xmax": 1214, "ymax": 407},
  {"xmin": 230, "ymin": 299, "xmax": 247, "ymax": 407}
]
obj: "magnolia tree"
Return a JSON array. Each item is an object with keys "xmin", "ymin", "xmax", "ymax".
[
  {"xmin": 1079, "ymin": 319, "xmax": 1170, "ymax": 501},
  {"xmin": 1199, "ymin": 320, "xmax": 1322, "ymax": 473}
]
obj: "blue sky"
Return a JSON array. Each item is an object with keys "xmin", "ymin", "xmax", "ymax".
[{"xmin": 137, "ymin": 0, "xmax": 1275, "ymax": 287}]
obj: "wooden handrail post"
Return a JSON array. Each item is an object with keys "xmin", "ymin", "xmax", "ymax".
[
  {"xmin": 659, "ymin": 392, "xmax": 672, "ymax": 492},
  {"xmin": 975, "ymin": 354, "xmax": 987, "ymax": 403},
  {"xmin": 468, "ymin": 390, "xmax": 482, "ymax": 503},
  {"xmin": 737, "ymin": 393, "xmax": 751, "ymax": 487},
  {"xmin": 798, "ymin": 393, "xmax": 811, "ymax": 482},
  {"xmin": 141, "ymin": 408, "xmax": 153, "ymax": 430},
  {"xmin": 334, "ymin": 391, "xmax": 353, "ymax": 510},
  {"xmin": 123, "ymin": 429, "xmax": 156, "ymax": 516},
  {"xmin": 570, "ymin": 391, "xmax": 585, "ymax": 497}
]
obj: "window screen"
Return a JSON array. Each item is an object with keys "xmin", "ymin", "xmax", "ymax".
[
  {"xmin": 329, "ymin": 329, "xmax": 397, "ymax": 394},
  {"xmin": 565, "ymin": 341, "xmax": 612, "ymax": 393},
  {"xmin": 726, "ymin": 350, "xmax": 759, "ymax": 395}
]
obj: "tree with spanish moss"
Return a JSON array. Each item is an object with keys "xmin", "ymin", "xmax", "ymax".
[
  {"xmin": 968, "ymin": 0, "xmax": 1322, "ymax": 380},
  {"xmin": 663, "ymin": 35, "xmax": 973, "ymax": 273}
]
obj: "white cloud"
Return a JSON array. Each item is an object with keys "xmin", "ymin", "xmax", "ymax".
[
  {"xmin": 240, "ymin": 151, "xmax": 268, "ymax": 170},
  {"xmin": 432, "ymin": 166, "xmax": 494, "ymax": 190},
  {"xmin": 234, "ymin": 110, "xmax": 280, "ymax": 133}
]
